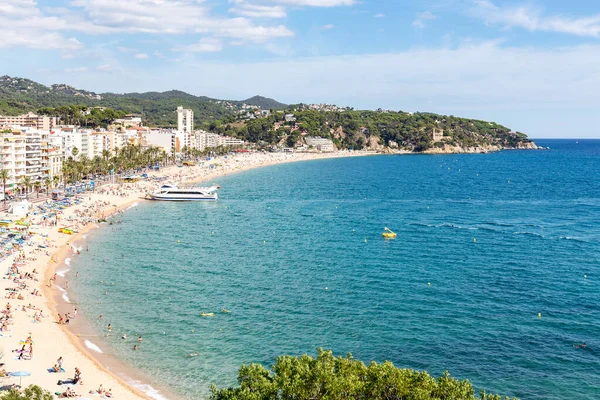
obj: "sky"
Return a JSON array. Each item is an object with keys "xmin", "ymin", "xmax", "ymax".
[{"xmin": 1, "ymin": 0, "xmax": 600, "ymax": 138}]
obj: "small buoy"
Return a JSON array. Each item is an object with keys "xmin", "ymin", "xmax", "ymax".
[
  {"xmin": 263, "ymin": 240, "xmax": 266, "ymax": 244},
  {"xmin": 538, "ymin": 313, "xmax": 541, "ymax": 318},
  {"xmin": 584, "ymin": 275, "xmax": 587, "ymax": 279},
  {"xmin": 428, "ymin": 282, "xmax": 430, "ymax": 286},
  {"xmin": 163, "ymin": 332, "xmax": 166, "ymax": 334},
  {"xmin": 325, "ymin": 287, "xmax": 328, "ymax": 290},
  {"xmin": 473, "ymin": 238, "xmax": 477, "ymax": 242},
  {"xmin": 178, "ymin": 240, "xmax": 181, "ymax": 244},
  {"xmin": 192, "ymin": 330, "xmax": 195, "ymax": 333},
  {"xmin": 352, "ymin": 229, "xmax": 355, "ymax": 232},
  {"xmin": 211, "ymin": 232, "xmax": 214, "ymax": 235},
  {"xmin": 364, "ymin": 238, "xmax": 367, "ymax": 243}
]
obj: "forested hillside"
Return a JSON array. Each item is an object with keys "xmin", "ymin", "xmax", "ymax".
[
  {"xmin": 207, "ymin": 109, "xmax": 533, "ymax": 151},
  {"xmin": 0, "ymin": 76, "xmax": 534, "ymax": 152}
]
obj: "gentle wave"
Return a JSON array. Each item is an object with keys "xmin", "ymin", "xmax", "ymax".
[
  {"xmin": 56, "ymin": 286, "xmax": 70, "ymax": 303},
  {"xmin": 64, "ymin": 257, "xmax": 71, "ymax": 266},
  {"xmin": 84, "ymin": 340, "xmax": 103, "ymax": 353},
  {"xmin": 129, "ymin": 381, "xmax": 168, "ymax": 400},
  {"xmin": 56, "ymin": 269, "xmax": 70, "ymax": 277}
]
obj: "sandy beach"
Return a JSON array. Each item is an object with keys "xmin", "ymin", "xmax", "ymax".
[{"xmin": 0, "ymin": 150, "xmax": 374, "ymax": 399}]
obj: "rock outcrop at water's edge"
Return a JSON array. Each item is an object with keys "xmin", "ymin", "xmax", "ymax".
[{"xmin": 418, "ymin": 141, "xmax": 541, "ymax": 154}]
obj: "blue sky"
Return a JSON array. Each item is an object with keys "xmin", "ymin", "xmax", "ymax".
[{"xmin": 1, "ymin": 0, "xmax": 600, "ymax": 137}]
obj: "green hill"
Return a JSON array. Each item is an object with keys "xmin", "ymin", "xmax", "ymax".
[
  {"xmin": 238, "ymin": 95, "xmax": 287, "ymax": 110},
  {"xmin": 0, "ymin": 76, "xmax": 285, "ymax": 127}
]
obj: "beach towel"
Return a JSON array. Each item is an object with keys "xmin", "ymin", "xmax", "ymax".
[{"xmin": 48, "ymin": 367, "xmax": 65, "ymax": 373}]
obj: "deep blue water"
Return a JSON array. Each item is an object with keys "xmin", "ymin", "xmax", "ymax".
[{"xmin": 70, "ymin": 140, "xmax": 600, "ymax": 399}]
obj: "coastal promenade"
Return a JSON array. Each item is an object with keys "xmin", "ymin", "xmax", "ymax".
[{"xmin": 0, "ymin": 150, "xmax": 373, "ymax": 399}]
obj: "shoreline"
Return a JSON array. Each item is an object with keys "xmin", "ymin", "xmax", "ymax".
[{"xmin": 2, "ymin": 150, "xmax": 375, "ymax": 400}]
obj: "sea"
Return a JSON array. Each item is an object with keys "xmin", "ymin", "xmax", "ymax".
[{"xmin": 69, "ymin": 139, "xmax": 600, "ymax": 400}]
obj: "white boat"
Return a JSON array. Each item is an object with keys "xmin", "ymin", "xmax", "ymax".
[{"xmin": 148, "ymin": 184, "xmax": 219, "ymax": 201}]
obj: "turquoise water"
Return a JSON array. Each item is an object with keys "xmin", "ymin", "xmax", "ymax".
[{"xmin": 70, "ymin": 140, "xmax": 600, "ymax": 400}]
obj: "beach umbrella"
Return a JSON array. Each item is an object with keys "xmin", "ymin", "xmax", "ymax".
[{"xmin": 10, "ymin": 370, "xmax": 31, "ymax": 386}]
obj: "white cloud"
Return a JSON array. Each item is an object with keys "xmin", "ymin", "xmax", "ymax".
[
  {"xmin": 0, "ymin": 0, "xmax": 84, "ymax": 50},
  {"xmin": 229, "ymin": 3, "xmax": 287, "ymax": 18},
  {"xmin": 260, "ymin": 0, "xmax": 353, "ymax": 5},
  {"xmin": 374, "ymin": 13, "xmax": 385, "ymax": 18},
  {"xmin": 64, "ymin": 67, "xmax": 88, "ymax": 73},
  {"xmin": 322, "ymin": 24, "xmax": 335, "ymax": 30},
  {"xmin": 413, "ymin": 11, "xmax": 436, "ymax": 29},
  {"xmin": 117, "ymin": 46, "xmax": 138, "ymax": 54},
  {"xmin": 68, "ymin": 0, "xmax": 294, "ymax": 43},
  {"xmin": 134, "ymin": 53, "xmax": 149, "ymax": 59},
  {"xmin": 97, "ymin": 64, "xmax": 113, "ymax": 71},
  {"xmin": 175, "ymin": 38, "xmax": 223, "ymax": 53},
  {"xmin": 470, "ymin": 0, "xmax": 600, "ymax": 37}
]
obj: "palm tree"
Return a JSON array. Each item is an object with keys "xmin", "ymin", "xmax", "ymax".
[
  {"xmin": 20, "ymin": 177, "xmax": 32, "ymax": 200},
  {"xmin": 44, "ymin": 177, "xmax": 52, "ymax": 196},
  {"xmin": 0, "ymin": 169, "xmax": 10, "ymax": 204},
  {"xmin": 52, "ymin": 175, "xmax": 60, "ymax": 189},
  {"xmin": 33, "ymin": 181, "xmax": 41, "ymax": 199}
]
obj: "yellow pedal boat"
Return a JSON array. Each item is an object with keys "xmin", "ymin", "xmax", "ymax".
[{"xmin": 382, "ymin": 227, "xmax": 397, "ymax": 239}]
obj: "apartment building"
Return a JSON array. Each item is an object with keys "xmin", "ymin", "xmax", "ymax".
[
  {"xmin": 0, "ymin": 112, "xmax": 57, "ymax": 131},
  {"xmin": 193, "ymin": 131, "xmax": 244, "ymax": 151},
  {"xmin": 176, "ymin": 106, "xmax": 194, "ymax": 133},
  {"xmin": 1, "ymin": 128, "xmax": 54, "ymax": 192},
  {"xmin": 305, "ymin": 136, "xmax": 335, "ymax": 152}
]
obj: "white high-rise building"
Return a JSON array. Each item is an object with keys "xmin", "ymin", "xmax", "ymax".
[
  {"xmin": 176, "ymin": 106, "xmax": 193, "ymax": 133},
  {"xmin": 1, "ymin": 128, "xmax": 55, "ymax": 193}
]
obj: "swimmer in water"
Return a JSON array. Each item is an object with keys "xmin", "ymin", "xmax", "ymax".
[
  {"xmin": 133, "ymin": 345, "xmax": 138, "ymax": 351},
  {"xmin": 188, "ymin": 352, "xmax": 198, "ymax": 357},
  {"xmin": 138, "ymin": 336, "xmax": 142, "ymax": 342},
  {"xmin": 574, "ymin": 343, "xmax": 587, "ymax": 349},
  {"xmin": 122, "ymin": 333, "xmax": 127, "ymax": 340},
  {"xmin": 107, "ymin": 324, "xmax": 112, "ymax": 332}
]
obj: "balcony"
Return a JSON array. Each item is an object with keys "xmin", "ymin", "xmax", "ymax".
[{"xmin": 26, "ymin": 169, "xmax": 41, "ymax": 176}]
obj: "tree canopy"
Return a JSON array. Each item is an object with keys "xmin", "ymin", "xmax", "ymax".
[
  {"xmin": 210, "ymin": 349, "xmax": 517, "ymax": 400},
  {"xmin": 0, "ymin": 385, "xmax": 53, "ymax": 400}
]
